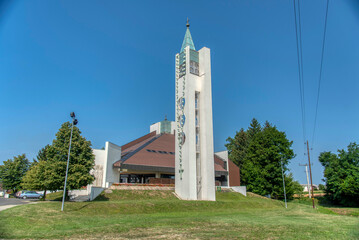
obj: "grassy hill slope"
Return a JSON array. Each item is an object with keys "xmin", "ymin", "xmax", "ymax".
[{"xmin": 0, "ymin": 190, "xmax": 358, "ymax": 239}]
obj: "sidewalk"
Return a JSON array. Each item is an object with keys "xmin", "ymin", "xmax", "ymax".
[{"xmin": 0, "ymin": 197, "xmax": 38, "ymax": 212}]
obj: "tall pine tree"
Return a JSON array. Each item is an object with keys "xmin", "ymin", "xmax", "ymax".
[
  {"xmin": 46, "ymin": 122, "xmax": 95, "ymax": 198},
  {"xmin": 226, "ymin": 118, "xmax": 298, "ymax": 199}
]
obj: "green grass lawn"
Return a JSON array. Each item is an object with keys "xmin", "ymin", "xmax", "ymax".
[
  {"xmin": 0, "ymin": 190, "xmax": 358, "ymax": 239},
  {"xmin": 291, "ymin": 196, "xmax": 359, "ymax": 217},
  {"xmin": 44, "ymin": 191, "xmax": 64, "ymax": 201}
]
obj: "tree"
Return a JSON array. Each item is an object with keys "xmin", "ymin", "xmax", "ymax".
[
  {"xmin": 22, "ymin": 145, "xmax": 51, "ymax": 199},
  {"xmin": 285, "ymin": 173, "xmax": 304, "ymax": 199},
  {"xmin": 0, "ymin": 154, "xmax": 30, "ymax": 193},
  {"xmin": 46, "ymin": 122, "xmax": 95, "ymax": 199},
  {"xmin": 319, "ymin": 143, "xmax": 359, "ymax": 206},
  {"xmin": 226, "ymin": 118, "xmax": 297, "ymax": 199},
  {"xmin": 318, "ymin": 184, "xmax": 325, "ymax": 191}
]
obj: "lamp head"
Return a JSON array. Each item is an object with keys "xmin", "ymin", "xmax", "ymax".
[{"xmin": 70, "ymin": 112, "xmax": 76, "ymax": 118}]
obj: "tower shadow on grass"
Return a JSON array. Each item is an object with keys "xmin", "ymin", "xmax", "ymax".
[{"xmin": 68, "ymin": 202, "xmax": 93, "ymax": 212}]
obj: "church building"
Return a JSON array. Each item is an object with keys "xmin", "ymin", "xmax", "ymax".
[
  {"xmin": 92, "ymin": 118, "xmax": 240, "ymax": 189},
  {"xmin": 90, "ymin": 21, "xmax": 241, "ymax": 199}
]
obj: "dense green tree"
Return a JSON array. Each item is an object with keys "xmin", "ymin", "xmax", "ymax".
[
  {"xmin": 285, "ymin": 173, "xmax": 304, "ymax": 199},
  {"xmin": 0, "ymin": 154, "xmax": 30, "ymax": 193},
  {"xmin": 225, "ymin": 128, "xmax": 247, "ymax": 167},
  {"xmin": 319, "ymin": 143, "xmax": 359, "ymax": 206},
  {"xmin": 318, "ymin": 184, "xmax": 325, "ymax": 191},
  {"xmin": 226, "ymin": 118, "xmax": 298, "ymax": 199},
  {"xmin": 22, "ymin": 145, "xmax": 51, "ymax": 199},
  {"xmin": 46, "ymin": 122, "xmax": 95, "ymax": 199}
]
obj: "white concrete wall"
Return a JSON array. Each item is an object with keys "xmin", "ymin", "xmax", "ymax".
[
  {"xmin": 89, "ymin": 186, "xmax": 105, "ymax": 201},
  {"xmin": 150, "ymin": 122, "xmax": 160, "ymax": 134},
  {"xmin": 175, "ymin": 45, "xmax": 215, "ymax": 201},
  {"xmin": 175, "ymin": 46, "xmax": 198, "ymax": 200},
  {"xmin": 150, "ymin": 121, "xmax": 176, "ymax": 134},
  {"xmin": 93, "ymin": 149, "xmax": 106, "ymax": 166},
  {"xmin": 215, "ymin": 151, "xmax": 228, "ymax": 162},
  {"xmin": 103, "ymin": 142, "xmax": 121, "ymax": 188},
  {"xmin": 69, "ymin": 189, "xmax": 88, "ymax": 197},
  {"xmin": 92, "ymin": 142, "xmax": 121, "ymax": 188},
  {"xmin": 92, "ymin": 149, "xmax": 106, "ymax": 187},
  {"xmin": 171, "ymin": 122, "xmax": 176, "ymax": 134},
  {"xmin": 198, "ymin": 47, "xmax": 216, "ymax": 201},
  {"xmin": 231, "ymin": 186, "xmax": 247, "ymax": 196}
]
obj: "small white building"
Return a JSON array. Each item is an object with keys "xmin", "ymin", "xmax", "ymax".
[{"xmin": 301, "ymin": 184, "xmax": 319, "ymax": 192}]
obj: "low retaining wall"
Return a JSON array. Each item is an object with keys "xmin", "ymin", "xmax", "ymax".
[
  {"xmin": 89, "ymin": 186, "xmax": 105, "ymax": 201},
  {"xmin": 148, "ymin": 178, "xmax": 175, "ymax": 185},
  {"xmin": 70, "ymin": 189, "xmax": 88, "ymax": 197},
  {"xmin": 110, "ymin": 184, "xmax": 174, "ymax": 191},
  {"xmin": 231, "ymin": 186, "xmax": 247, "ymax": 196}
]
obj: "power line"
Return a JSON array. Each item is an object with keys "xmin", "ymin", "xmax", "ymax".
[
  {"xmin": 291, "ymin": 2, "xmax": 330, "ymax": 208},
  {"xmin": 297, "ymin": 0, "xmax": 306, "ymax": 142},
  {"xmin": 312, "ymin": 0, "xmax": 330, "ymax": 148},
  {"xmin": 293, "ymin": 0, "xmax": 306, "ymax": 143}
]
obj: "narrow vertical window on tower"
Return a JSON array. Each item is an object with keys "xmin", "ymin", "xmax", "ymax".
[
  {"xmin": 190, "ymin": 50, "xmax": 199, "ymax": 75},
  {"xmin": 195, "ymin": 92, "xmax": 200, "ymax": 152},
  {"xmin": 179, "ymin": 52, "xmax": 186, "ymax": 78},
  {"xmin": 195, "ymin": 91, "xmax": 201, "ymax": 199}
]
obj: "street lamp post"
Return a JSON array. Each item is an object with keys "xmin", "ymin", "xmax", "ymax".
[
  {"xmin": 61, "ymin": 112, "xmax": 78, "ymax": 212},
  {"xmin": 281, "ymin": 159, "xmax": 288, "ymax": 209}
]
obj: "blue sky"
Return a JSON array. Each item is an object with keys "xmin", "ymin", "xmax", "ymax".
[{"xmin": 1, "ymin": 0, "xmax": 358, "ymax": 185}]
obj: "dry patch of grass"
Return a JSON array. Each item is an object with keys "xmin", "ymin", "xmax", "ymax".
[
  {"xmin": 70, "ymin": 228, "xmax": 193, "ymax": 240},
  {"xmin": 329, "ymin": 208, "xmax": 359, "ymax": 217}
]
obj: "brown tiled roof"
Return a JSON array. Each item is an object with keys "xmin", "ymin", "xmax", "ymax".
[
  {"xmin": 122, "ymin": 133, "xmax": 175, "ymax": 168},
  {"xmin": 214, "ymin": 155, "xmax": 227, "ymax": 170},
  {"xmin": 120, "ymin": 132, "xmax": 157, "ymax": 159},
  {"xmin": 214, "ymin": 162, "xmax": 226, "ymax": 172},
  {"xmin": 114, "ymin": 133, "xmax": 227, "ymax": 174},
  {"xmin": 122, "ymin": 131, "xmax": 156, "ymax": 152}
]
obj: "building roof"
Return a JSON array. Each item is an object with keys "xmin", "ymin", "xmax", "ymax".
[
  {"xmin": 121, "ymin": 131, "xmax": 157, "ymax": 156},
  {"xmin": 180, "ymin": 23, "xmax": 195, "ymax": 53},
  {"xmin": 114, "ymin": 132, "xmax": 228, "ymax": 174}
]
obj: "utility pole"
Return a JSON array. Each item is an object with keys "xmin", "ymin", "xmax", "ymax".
[
  {"xmin": 306, "ymin": 140, "xmax": 315, "ymax": 209},
  {"xmin": 299, "ymin": 163, "xmax": 311, "ymax": 199}
]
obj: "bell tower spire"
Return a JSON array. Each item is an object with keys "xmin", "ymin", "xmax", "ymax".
[{"xmin": 180, "ymin": 18, "xmax": 195, "ymax": 52}]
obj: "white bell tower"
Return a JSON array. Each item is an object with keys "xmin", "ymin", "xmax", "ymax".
[{"xmin": 175, "ymin": 20, "xmax": 216, "ymax": 201}]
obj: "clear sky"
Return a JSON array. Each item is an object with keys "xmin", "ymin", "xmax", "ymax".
[{"xmin": 1, "ymin": 0, "xmax": 358, "ymax": 185}]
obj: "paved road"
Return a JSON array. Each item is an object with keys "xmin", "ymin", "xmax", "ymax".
[{"xmin": 0, "ymin": 197, "xmax": 38, "ymax": 211}]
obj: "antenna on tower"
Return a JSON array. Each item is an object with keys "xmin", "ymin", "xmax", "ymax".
[{"xmin": 186, "ymin": 18, "xmax": 190, "ymax": 28}]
